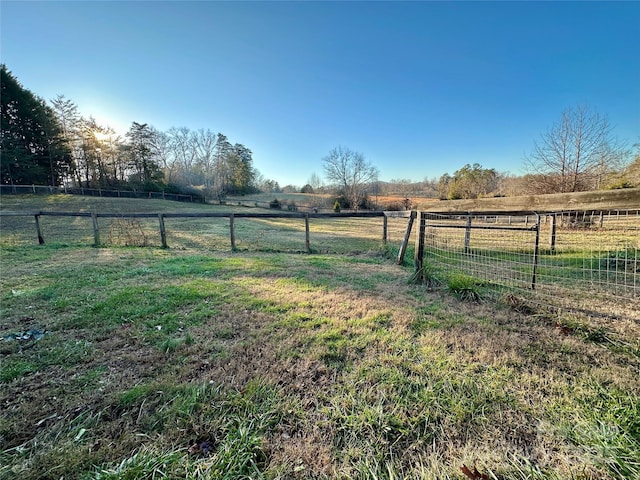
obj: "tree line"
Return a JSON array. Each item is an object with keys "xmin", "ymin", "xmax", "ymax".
[
  {"xmin": 1, "ymin": 65, "xmax": 267, "ymax": 199},
  {"xmin": 308, "ymin": 105, "xmax": 638, "ymax": 205},
  {"xmin": 2, "ymin": 64, "xmax": 638, "ymax": 207}
]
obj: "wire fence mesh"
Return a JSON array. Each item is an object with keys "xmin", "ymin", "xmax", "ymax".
[{"xmin": 422, "ymin": 210, "xmax": 640, "ymax": 320}]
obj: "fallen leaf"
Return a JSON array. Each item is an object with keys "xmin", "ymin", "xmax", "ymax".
[{"xmin": 461, "ymin": 464, "xmax": 490, "ymax": 480}]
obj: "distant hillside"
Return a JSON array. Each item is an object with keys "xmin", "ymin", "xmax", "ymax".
[{"xmin": 421, "ymin": 188, "xmax": 640, "ymax": 212}]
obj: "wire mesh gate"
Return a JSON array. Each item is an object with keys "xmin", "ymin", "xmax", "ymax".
[
  {"xmin": 414, "ymin": 210, "xmax": 640, "ymax": 320},
  {"xmin": 417, "ymin": 212, "xmax": 541, "ymax": 289}
]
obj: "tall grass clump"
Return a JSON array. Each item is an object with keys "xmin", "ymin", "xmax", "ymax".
[{"xmin": 446, "ymin": 273, "xmax": 484, "ymax": 302}]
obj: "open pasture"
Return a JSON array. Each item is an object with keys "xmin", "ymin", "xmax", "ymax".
[
  {"xmin": 1, "ymin": 195, "xmax": 639, "ymax": 479},
  {"xmin": 0, "ymin": 194, "xmax": 414, "ymax": 255}
]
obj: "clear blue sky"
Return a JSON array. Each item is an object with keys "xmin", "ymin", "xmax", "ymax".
[{"xmin": 2, "ymin": 1, "xmax": 639, "ymax": 187}]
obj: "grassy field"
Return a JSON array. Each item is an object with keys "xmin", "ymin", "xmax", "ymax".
[
  {"xmin": 1, "ymin": 195, "xmax": 639, "ymax": 479},
  {"xmin": 0, "ymin": 194, "xmax": 414, "ymax": 254}
]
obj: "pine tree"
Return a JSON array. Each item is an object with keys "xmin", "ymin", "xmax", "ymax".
[{"xmin": 1, "ymin": 65, "xmax": 71, "ymax": 185}]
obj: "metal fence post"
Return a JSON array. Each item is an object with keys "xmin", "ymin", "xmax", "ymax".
[
  {"xmin": 531, "ymin": 214, "xmax": 541, "ymax": 289},
  {"xmin": 549, "ymin": 215, "xmax": 557, "ymax": 253},
  {"xmin": 413, "ymin": 211, "xmax": 426, "ymax": 281}
]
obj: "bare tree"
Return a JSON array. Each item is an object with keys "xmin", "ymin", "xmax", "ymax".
[
  {"xmin": 167, "ymin": 127, "xmax": 198, "ymax": 185},
  {"xmin": 322, "ymin": 146, "xmax": 379, "ymax": 209},
  {"xmin": 308, "ymin": 172, "xmax": 323, "ymax": 191},
  {"xmin": 149, "ymin": 127, "xmax": 175, "ymax": 184},
  {"xmin": 193, "ymin": 128, "xmax": 217, "ymax": 190},
  {"xmin": 525, "ymin": 106, "xmax": 627, "ymax": 193}
]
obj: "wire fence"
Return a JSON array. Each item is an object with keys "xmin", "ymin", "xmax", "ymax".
[
  {"xmin": 420, "ymin": 210, "xmax": 640, "ymax": 320},
  {"xmin": 0, "ymin": 211, "xmax": 415, "ymax": 257},
  {"xmin": 2, "ymin": 204, "xmax": 638, "ymax": 320},
  {"xmin": 0, "ymin": 184, "xmax": 203, "ymax": 203}
]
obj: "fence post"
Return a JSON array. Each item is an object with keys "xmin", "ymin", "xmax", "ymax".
[
  {"xmin": 464, "ymin": 214, "xmax": 472, "ymax": 254},
  {"xmin": 382, "ymin": 214, "xmax": 388, "ymax": 244},
  {"xmin": 34, "ymin": 214, "xmax": 45, "ymax": 245},
  {"xmin": 397, "ymin": 210, "xmax": 416, "ymax": 265},
  {"xmin": 531, "ymin": 214, "xmax": 541, "ymax": 289},
  {"xmin": 230, "ymin": 214, "xmax": 236, "ymax": 251},
  {"xmin": 413, "ymin": 211, "xmax": 426, "ymax": 280},
  {"xmin": 305, "ymin": 213, "xmax": 311, "ymax": 253},
  {"xmin": 549, "ymin": 214, "xmax": 557, "ymax": 252},
  {"xmin": 158, "ymin": 214, "xmax": 168, "ymax": 248},
  {"xmin": 92, "ymin": 213, "xmax": 100, "ymax": 246}
]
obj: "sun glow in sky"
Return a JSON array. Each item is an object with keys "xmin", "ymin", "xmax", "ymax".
[{"xmin": 1, "ymin": 1, "xmax": 639, "ymax": 187}]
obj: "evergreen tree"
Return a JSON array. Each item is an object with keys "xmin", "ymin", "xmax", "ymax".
[
  {"xmin": 125, "ymin": 122, "xmax": 163, "ymax": 188},
  {"xmin": 229, "ymin": 143, "xmax": 254, "ymax": 194},
  {"xmin": 437, "ymin": 164, "xmax": 499, "ymax": 200},
  {"xmin": 212, "ymin": 133, "xmax": 232, "ymax": 200},
  {"xmin": 1, "ymin": 65, "xmax": 71, "ymax": 185}
]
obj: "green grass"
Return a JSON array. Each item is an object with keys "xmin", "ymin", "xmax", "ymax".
[
  {"xmin": 446, "ymin": 273, "xmax": 485, "ymax": 302},
  {"xmin": 1, "ymin": 195, "xmax": 639, "ymax": 480},
  {"xmin": 0, "ymin": 194, "xmax": 408, "ymax": 255}
]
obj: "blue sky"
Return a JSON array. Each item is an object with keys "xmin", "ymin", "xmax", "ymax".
[{"xmin": 2, "ymin": 1, "xmax": 639, "ymax": 187}]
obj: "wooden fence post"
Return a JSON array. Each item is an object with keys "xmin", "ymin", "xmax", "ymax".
[
  {"xmin": 305, "ymin": 213, "xmax": 311, "ymax": 253},
  {"xmin": 397, "ymin": 210, "xmax": 416, "ymax": 265},
  {"xmin": 413, "ymin": 211, "xmax": 426, "ymax": 280},
  {"xmin": 382, "ymin": 214, "xmax": 388, "ymax": 244},
  {"xmin": 464, "ymin": 214, "xmax": 472, "ymax": 254},
  {"xmin": 230, "ymin": 214, "xmax": 236, "ymax": 251},
  {"xmin": 549, "ymin": 214, "xmax": 557, "ymax": 252},
  {"xmin": 92, "ymin": 213, "xmax": 100, "ymax": 246},
  {"xmin": 34, "ymin": 214, "xmax": 44, "ymax": 244},
  {"xmin": 158, "ymin": 214, "xmax": 168, "ymax": 248}
]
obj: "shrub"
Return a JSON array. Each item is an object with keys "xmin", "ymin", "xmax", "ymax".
[
  {"xmin": 269, "ymin": 198, "xmax": 282, "ymax": 209},
  {"xmin": 385, "ymin": 201, "xmax": 406, "ymax": 211}
]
